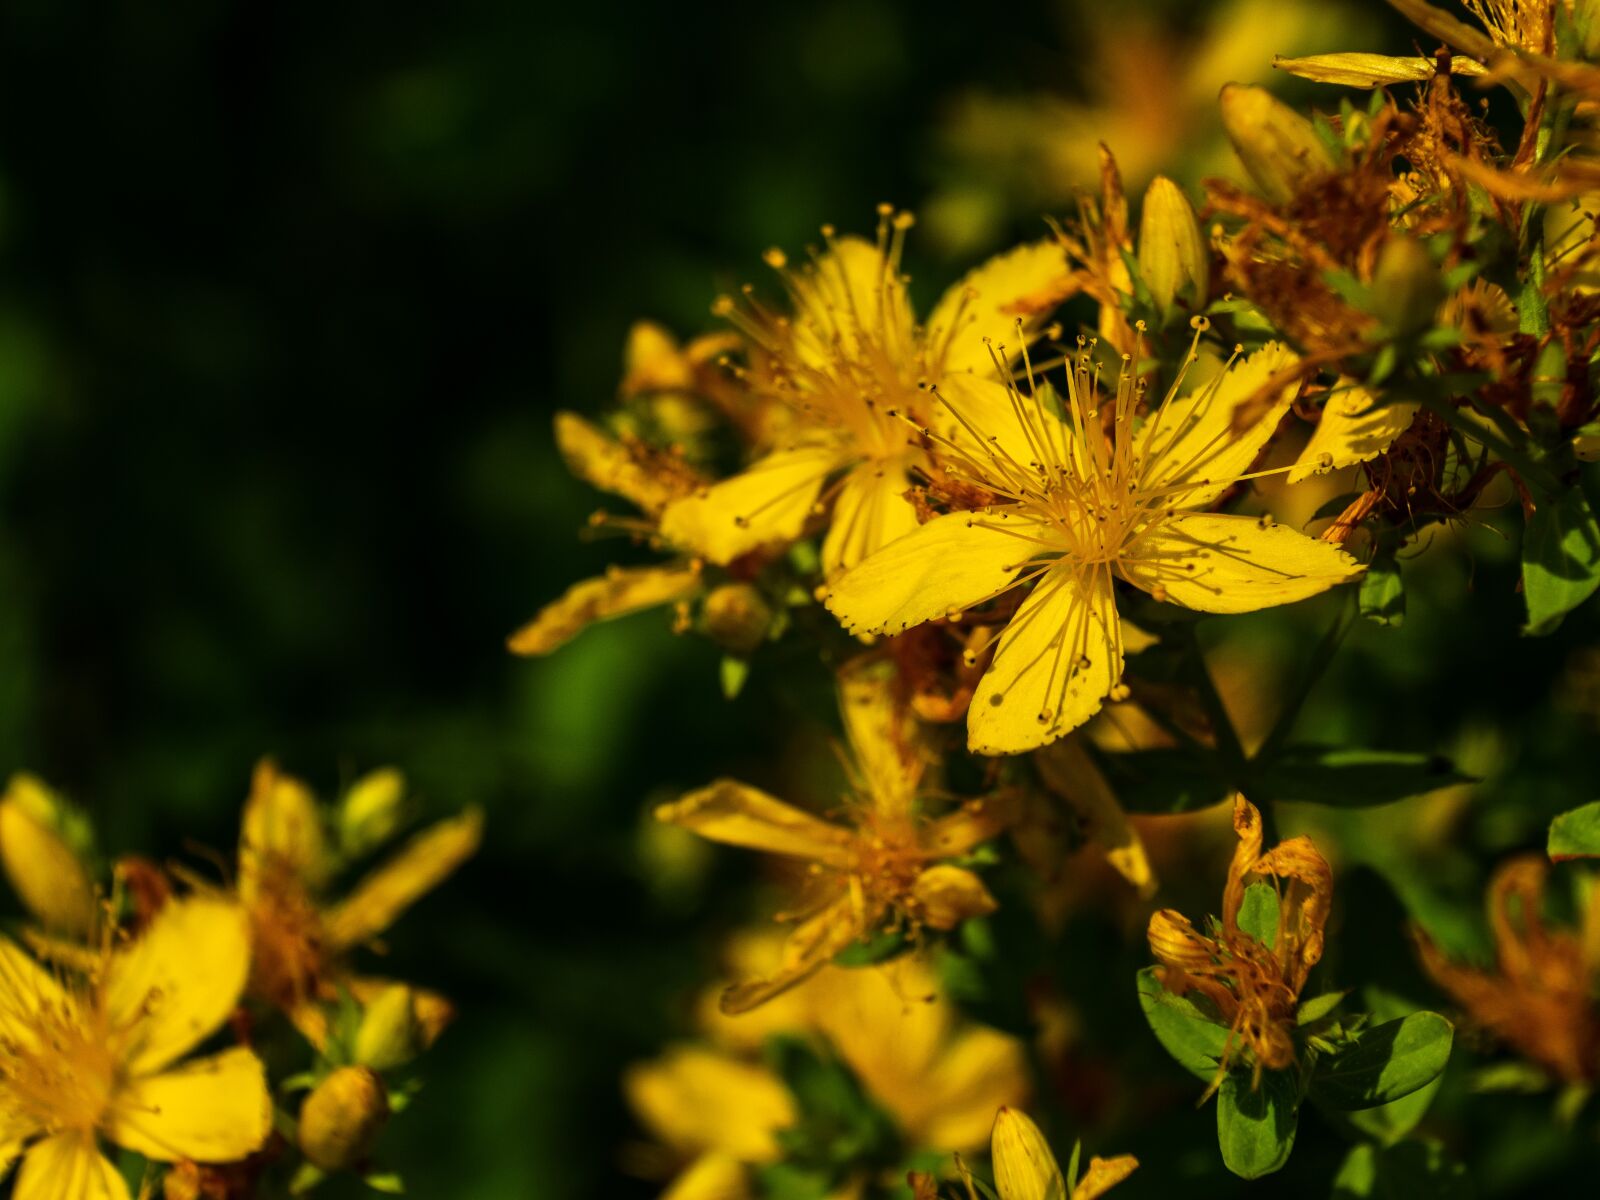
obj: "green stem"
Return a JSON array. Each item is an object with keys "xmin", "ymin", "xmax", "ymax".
[
  {"xmin": 1257, "ymin": 590, "xmax": 1358, "ymax": 763},
  {"xmin": 1182, "ymin": 625, "xmax": 1246, "ymax": 772}
]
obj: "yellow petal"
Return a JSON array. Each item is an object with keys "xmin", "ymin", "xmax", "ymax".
[
  {"xmin": 654, "ymin": 781, "xmax": 856, "ymax": 869},
  {"xmin": 820, "ymin": 458, "xmax": 921, "ymax": 578},
  {"xmin": 0, "ymin": 938, "xmax": 72, "ymax": 1050},
  {"xmin": 323, "ymin": 807, "xmax": 483, "ymax": 952},
  {"xmin": 0, "ymin": 774, "xmax": 96, "ymax": 934},
  {"xmin": 1288, "ymin": 381, "xmax": 1419, "ymax": 483},
  {"xmin": 107, "ymin": 896, "xmax": 250, "ymax": 1076},
  {"xmin": 1218, "ymin": 83, "xmax": 1337, "ymax": 204},
  {"xmin": 1034, "ymin": 741, "xmax": 1156, "ymax": 897},
  {"xmin": 927, "ymin": 241, "xmax": 1072, "ymax": 376},
  {"xmin": 13, "ymin": 1134, "xmax": 129, "ymax": 1200},
  {"xmin": 919, "ymin": 794, "xmax": 1018, "ymax": 857},
  {"xmin": 662, "ymin": 1154, "xmax": 752, "ymax": 1200},
  {"xmin": 720, "ymin": 894, "xmax": 864, "ymax": 1014},
  {"xmin": 554, "ymin": 411, "xmax": 679, "ymax": 514},
  {"xmin": 992, "ymin": 1107, "xmax": 1065, "ymax": 1200},
  {"xmin": 104, "ymin": 1046, "xmax": 271, "ymax": 1162},
  {"xmin": 508, "ymin": 565, "xmax": 700, "ymax": 656},
  {"xmin": 968, "ymin": 566, "xmax": 1122, "ymax": 756},
  {"xmin": 1072, "ymin": 1155, "xmax": 1139, "ymax": 1200},
  {"xmin": 660, "ymin": 445, "xmax": 840, "ymax": 564},
  {"xmin": 1384, "ymin": 0, "xmax": 1499, "ymax": 61},
  {"xmin": 824, "ymin": 511, "xmax": 1040, "ymax": 637},
  {"xmin": 912, "ymin": 865, "xmax": 998, "ymax": 930},
  {"xmin": 932, "ymin": 373, "xmax": 1069, "ymax": 479},
  {"xmin": 621, "ymin": 321, "xmax": 693, "ymax": 397},
  {"xmin": 623, "ymin": 1046, "xmax": 795, "ymax": 1162},
  {"xmin": 1119, "ymin": 512, "xmax": 1361, "ymax": 614},
  {"xmin": 916, "ymin": 1026, "xmax": 1030, "ymax": 1153},
  {"xmin": 837, "ymin": 659, "xmax": 924, "ymax": 824},
  {"xmin": 791, "ymin": 236, "xmax": 915, "ymax": 370},
  {"xmin": 1139, "ymin": 342, "xmax": 1299, "ymax": 508},
  {"xmin": 1138, "ymin": 176, "xmax": 1208, "ymax": 314},
  {"xmin": 1273, "ymin": 52, "xmax": 1485, "ymax": 87},
  {"xmin": 238, "ymin": 759, "xmax": 327, "ymax": 905}
]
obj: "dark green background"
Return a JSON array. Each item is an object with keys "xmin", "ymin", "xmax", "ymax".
[{"xmin": 0, "ymin": 1, "xmax": 1595, "ymax": 1197}]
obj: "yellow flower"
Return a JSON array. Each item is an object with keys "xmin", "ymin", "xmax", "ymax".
[
  {"xmin": 231, "ymin": 759, "xmax": 481, "ymax": 1048},
  {"xmin": 509, "ymin": 411, "xmax": 705, "ymax": 656},
  {"xmin": 1414, "ymin": 855, "xmax": 1600, "ymax": 1084},
  {"xmin": 989, "ymin": 1107, "xmax": 1137, "ymax": 1200},
  {"xmin": 1146, "ymin": 796, "xmax": 1332, "ymax": 1083},
  {"xmin": 1287, "ymin": 379, "xmax": 1419, "ymax": 484},
  {"xmin": 655, "ymin": 661, "xmax": 1014, "ymax": 1010},
  {"xmin": 0, "ymin": 773, "xmax": 97, "ymax": 936},
  {"xmin": 659, "ymin": 209, "xmax": 1072, "ymax": 577},
  {"xmin": 823, "ymin": 328, "xmax": 1360, "ymax": 755},
  {"xmin": 0, "ymin": 896, "xmax": 272, "ymax": 1199}
]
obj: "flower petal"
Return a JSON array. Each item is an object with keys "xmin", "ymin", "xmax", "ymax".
[
  {"xmin": 791, "ymin": 236, "xmax": 915, "ymax": 369},
  {"xmin": 661, "ymin": 1154, "xmax": 752, "ymax": 1200},
  {"xmin": 507, "ymin": 565, "xmax": 700, "ymax": 656},
  {"xmin": 927, "ymin": 241, "xmax": 1073, "ymax": 376},
  {"xmin": 654, "ymin": 781, "xmax": 856, "ymax": 869},
  {"xmin": 824, "ymin": 511, "xmax": 1042, "ymax": 637},
  {"xmin": 1072, "ymin": 1155, "xmax": 1140, "ymax": 1200},
  {"xmin": 1287, "ymin": 381, "xmax": 1419, "ymax": 483},
  {"xmin": 821, "ymin": 458, "xmax": 921, "ymax": 578},
  {"xmin": 1118, "ymin": 511, "xmax": 1361, "ymax": 613},
  {"xmin": 107, "ymin": 896, "xmax": 251, "ymax": 1076},
  {"xmin": 967, "ymin": 565, "xmax": 1123, "ymax": 755},
  {"xmin": 991, "ymin": 1107, "xmax": 1065, "ymax": 1200},
  {"xmin": 1273, "ymin": 52, "xmax": 1484, "ymax": 87},
  {"xmin": 837, "ymin": 659, "xmax": 924, "ymax": 824},
  {"xmin": 238, "ymin": 759, "xmax": 328, "ymax": 905},
  {"xmin": 912, "ymin": 865, "xmax": 998, "ymax": 930},
  {"xmin": 0, "ymin": 936, "xmax": 73, "ymax": 1052},
  {"xmin": 1138, "ymin": 342, "xmax": 1299, "ymax": 508},
  {"xmin": 931, "ymin": 373, "xmax": 1072, "ymax": 485},
  {"xmin": 660, "ymin": 445, "xmax": 840, "ymax": 564},
  {"xmin": 105, "ymin": 1046, "xmax": 272, "ymax": 1163},
  {"xmin": 323, "ymin": 808, "xmax": 483, "ymax": 952},
  {"xmin": 554, "ymin": 411, "xmax": 683, "ymax": 515},
  {"xmin": 720, "ymin": 894, "xmax": 864, "ymax": 1014},
  {"xmin": 917, "ymin": 1027, "xmax": 1030, "ymax": 1153},
  {"xmin": 624, "ymin": 1047, "xmax": 795, "ymax": 1163},
  {"xmin": 13, "ymin": 1134, "xmax": 129, "ymax": 1200},
  {"xmin": 1035, "ymin": 741, "xmax": 1156, "ymax": 897}
]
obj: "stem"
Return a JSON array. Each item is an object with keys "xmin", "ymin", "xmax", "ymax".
[
  {"xmin": 1257, "ymin": 590, "xmax": 1358, "ymax": 762},
  {"xmin": 1182, "ymin": 625, "xmax": 1246, "ymax": 771}
]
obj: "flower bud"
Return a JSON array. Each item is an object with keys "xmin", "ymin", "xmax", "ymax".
[
  {"xmin": 991, "ymin": 1107, "xmax": 1065, "ymax": 1200},
  {"xmin": 1370, "ymin": 236, "xmax": 1445, "ymax": 335},
  {"xmin": 911, "ymin": 864, "xmax": 997, "ymax": 930},
  {"xmin": 702, "ymin": 584, "xmax": 773, "ymax": 656},
  {"xmin": 1219, "ymin": 83, "xmax": 1336, "ymax": 204},
  {"xmin": 339, "ymin": 767, "xmax": 407, "ymax": 858},
  {"xmin": 299, "ymin": 1066, "xmax": 389, "ymax": 1172},
  {"xmin": 354, "ymin": 985, "xmax": 425, "ymax": 1071},
  {"xmin": 162, "ymin": 1162, "xmax": 203, "ymax": 1200},
  {"xmin": 1138, "ymin": 176, "xmax": 1209, "ymax": 315},
  {"xmin": 0, "ymin": 774, "xmax": 96, "ymax": 934}
]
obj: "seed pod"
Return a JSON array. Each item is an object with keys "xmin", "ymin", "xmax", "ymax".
[
  {"xmin": 702, "ymin": 583, "xmax": 773, "ymax": 655},
  {"xmin": 1219, "ymin": 83, "xmax": 1336, "ymax": 204},
  {"xmin": 299, "ymin": 1066, "xmax": 390, "ymax": 1172}
]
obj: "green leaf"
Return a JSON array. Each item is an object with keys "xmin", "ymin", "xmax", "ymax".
[
  {"xmin": 1237, "ymin": 882, "xmax": 1279, "ymax": 950},
  {"xmin": 1549, "ymin": 800, "xmax": 1600, "ymax": 860},
  {"xmin": 1521, "ymin": 486, "xmax": 1600, "ymax": 635},
  {"xmin": 720, "ymin": 655, "xmax": 750, "ymax": 699},
  {"xmin": 1297, "ymin": 991, "xmax": 1347, "ymax": 1026},
  {"xmin": 1136, "ymin": 967, "xmax": 1230, "ymax": 1081},
  {"xmin": 1097, "ymin": 748, "xmax": 1232, "ymax": 814},
  {"xmin": 1252, "ymin": 747, "xmax": 1470, "ymax": 808},
  {"xmin": 1217, "ymin": 1069, "xmax": 1300, "ymax": 1180},
  {"xmin": 1331, "ymin": 1141, "xmax": 1470, "ymax": 1200},
  {"xmin": 1310, "ymin": 1012, "xmax": 1454, "ymax": 1110},
  {"xmin": 833, "ymin": 929, "xmax": 910, "ymax": 968},
  {"xmin": 1359, "ymin": 553, "xmax": 1405, "ymax": 627}
]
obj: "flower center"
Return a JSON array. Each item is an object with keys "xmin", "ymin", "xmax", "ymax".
[
  {"xmin": 248, "ymin": 857, "xmax": 328, "ymax": 1011},
  {"xmin": 0, "ymin": 972, "xmax": 119, "ymax": 1135}
]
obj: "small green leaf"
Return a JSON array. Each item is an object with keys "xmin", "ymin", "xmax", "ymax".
[
  {"xmin": 1136, "ymin": 967, "xmax": 1230, "ymax": 1081},
  {"xmin": 1217, "ymin": 1069, "xmax": 1300, "ymax": 1180},
  {"xmin": 1311, "ymin": 1012, "xmax": 1454, "ymax": 1110},
  {"xmin": 832, "ymin": 929, "xmax": 910, "ymax": 968},
  {"xmin": 1097, "ymin": 748, "xmax": 1232, "ymax": 814},
  {"xmin": 1296, "ymin": 991, "xmax": 1347, "ymax": 1026},
  {"xmin": 1549, "ymin": 800, "xmax": 1600, "ymax": 860},
  {"xmin": 720, "ymin": 656, "xmax": 750, "ymax": 699},
  {"xmin": 1237, "ymin": 882, "xmax": 1280, "ymax": 950},
  {"xmin": 1521, "ymin": 486, "xmax": 1600, "ymax": 636},
  {"xmin": 1332, "ymin": 1141, "xmax": 1469, "ymax": 1199},
  {"xmin": 1359, "ymin": 553, "xmax": 1405, "ymax": 627},
  {"xmin": 1252, "ymin": 747, "xmax": 1470, "ymax": 808}
]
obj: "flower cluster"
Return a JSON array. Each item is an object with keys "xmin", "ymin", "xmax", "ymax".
[{"xmin": 524, "ymin": 1, "xmax": 1600, "ymax": 1193}]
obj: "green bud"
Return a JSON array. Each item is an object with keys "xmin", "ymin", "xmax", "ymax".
[
  {"xmin": 299, "ymin": 1066, "xmax": 390, "ymax": 1172},
  {"xmin": 702, "ymin": 583, "xmax": 773, "ymax": 655},
  {"xmin": 1370, "ymin": 237, "xmax": 1445, "ymax": 335},
  {"xmin": 354, "ymin": 985, "xmax": 425, "ymax": 1071},
  {"xmin": 1219, "ymin": 83, "xmax": 1337, "ymax": 204},
  {"xmin": 1138, "ymin": 176, "xmax": 1209, "ymax": 315},
  {"xmin": 340, "ymin": 767, "xmax": 406, "ymax": 858}
]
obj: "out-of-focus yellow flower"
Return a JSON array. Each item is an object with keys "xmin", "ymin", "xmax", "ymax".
[
  {"xmin": 0, "ymin": 772, "xmax": 97, "ymax": 935},
  {"xmin": 230, "ymin": 759, "xmax": 481, "ymax": 1049},
  {"xmin": 657, "ymin": 661, "xmax": 1012, "ymax": 1010},
  {"xmin": 1415, "ymin": 855, "xmax": 1600, "ymax": 1084},
  {"xmin": 990, "ymin": 1107, "xmax": 1138, "ymax": 1200},
  {"xmin": 824, "ymin": 330, "xmax": 1359, "ymax": 755},
  {"xmin": 0, "ymin": 896, "xmax": 272, "ymax": 1199},
  {"xmin": 1147, "ymin": 796, "xmax": 1332, "ymax": 1085},
  {"xmin": 660, "ymin": 209, "xmax": 1072, "ymax": 578}
]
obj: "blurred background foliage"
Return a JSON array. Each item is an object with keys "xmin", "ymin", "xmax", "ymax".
[{"xmin": 0, "ymin": 0, "xmax": 1594, "ymax": 1196}]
